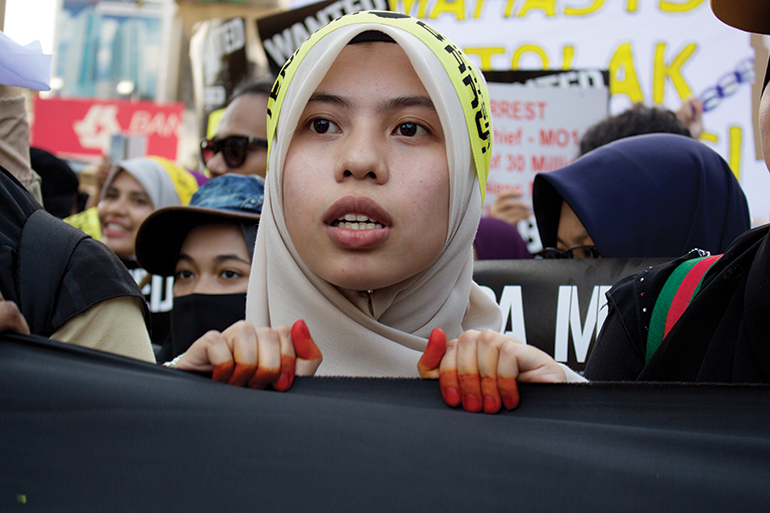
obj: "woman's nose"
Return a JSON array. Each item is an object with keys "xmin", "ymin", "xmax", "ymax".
[
  {"xmin": 190, "ymin": 275, "xmax": 217, "ymax": 295},
  {"xmin": 106, "ymin": 197, "xmax": 128, "ymax": 215},
  {"xmin": 335, "ymin": 128, "xmax": 389, "ymax": 184}
]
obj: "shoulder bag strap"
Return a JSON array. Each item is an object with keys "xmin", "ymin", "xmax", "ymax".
[{"xmin": 646, "ymin": 254, "xmax": 721, "ymax": 362}]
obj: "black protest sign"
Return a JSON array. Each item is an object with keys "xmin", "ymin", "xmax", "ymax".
[
  {"xmin": 473, "ymin": 258, "xmax": 668, "ymax": 372},
  {"xmin": 192, "ymin": 17, "xmax": 250, "ymax": 135},
  {"xmin": 483, "ymin": 69, "xmax": 610, "ymax": 88},
  {"xmin": 257, "ymin": 0, "xmax": 390, "ymax": 76}
]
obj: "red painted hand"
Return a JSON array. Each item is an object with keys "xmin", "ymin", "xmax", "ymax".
[
  {"xmin": 176, "ymin": 319, "xmax": 323, "ymax": 391},
  {"xmin": 418, "ymin": 329, "xmax": 567, "ymax": 413}
]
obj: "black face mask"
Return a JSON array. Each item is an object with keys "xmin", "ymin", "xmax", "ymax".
[{"xmin": 170, "ymin": 293, "xmax": 247, "ymax": 358}]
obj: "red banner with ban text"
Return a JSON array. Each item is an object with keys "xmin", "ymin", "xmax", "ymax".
[{"xmin": 31, "ymin": 97, "xmax": 184, "ymax": 162}]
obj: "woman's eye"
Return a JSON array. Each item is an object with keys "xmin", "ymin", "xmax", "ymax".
[
  {"xmin": 396, "ymin": 123, "xmax": 426, "ymax": 137},
  {"xmin": 175, "ymin": 270, "xmax": 194, "ymax": 280},
  {"xmin": 221, "ymin": 270, "xmax": 243, "ymax": 280},
  {"xmin": 311, "ymin": 118, "xmax": 339, "ymax": 134}
]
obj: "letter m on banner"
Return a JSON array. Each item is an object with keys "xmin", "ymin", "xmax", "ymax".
[{"xmin": 554, "ymin": 285, "xmax": 612, "ymax": 363}]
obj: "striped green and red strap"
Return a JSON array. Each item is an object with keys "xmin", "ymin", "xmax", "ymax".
[{"xmin": 646, "ymin": 254, "xmax": 722, "ymax": 362}]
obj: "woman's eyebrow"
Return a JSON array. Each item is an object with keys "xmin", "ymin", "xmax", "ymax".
[
  {"xmin": 307, "ymin": 92, "xmax": 350, "ymax": 109},
  {"xmin": 213, "ymin": 254, "xmax": 251, "ymax": 265},
  {"xmin": 306, "ymin": 92, "xmax": 435, "ymax": 114},
  {"xmin": 381, "ymin": 95, "xmax": 436, "ymax": 113}
]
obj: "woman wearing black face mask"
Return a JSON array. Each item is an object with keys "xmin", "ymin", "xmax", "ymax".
[{"xmin": 135, "ymin": 173, "xmax": 263, "ymax": 362}]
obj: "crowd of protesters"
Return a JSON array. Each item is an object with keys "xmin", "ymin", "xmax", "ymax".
[{"xmin": 2, "ymin": 0, "xmax": 770, "ymax": 414}]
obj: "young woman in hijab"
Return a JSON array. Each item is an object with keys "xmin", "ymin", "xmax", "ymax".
[
  {"xmin": 135, "ymin": 174, "xmax": 263, "ymax": 361},
  {"xmin": 98, "ymin": 157, "xmax": 199, "ymax": 261},
  {"xmin": 583, "ymin": 0, "xmax": 770, "ymax": 383},
  {"xmin": 97, "ymin": 156, "xmax": 199, "ymax": 345},
  {"xmin": 171, "ymin": 12, "xmax": 583, "ymax": 413},
  {"xmin": 533, "ymin": 133, "xmax": 750, "ymax": 259}
]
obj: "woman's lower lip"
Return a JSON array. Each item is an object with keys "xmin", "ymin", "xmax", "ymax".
[
  {"xmin": 324, "ymin": 224, "xmax": 390, "ymax": 249},
  {"xmin": 102, "ymin": 228, "xmax": 129, "ymax": 238}
]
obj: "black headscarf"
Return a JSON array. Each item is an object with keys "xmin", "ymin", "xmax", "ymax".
[{"xmin": 533, "ymin": 133, "xmax": 751, "ymax": 258}]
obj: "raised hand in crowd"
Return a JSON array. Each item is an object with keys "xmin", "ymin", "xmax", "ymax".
[
  {"xmin": 488, "ymin": 190, "xmax": 533, "ymax": 227},
  {"xmin": 675, "ymin": 97, "xmax": 704, "ymax": 140}
]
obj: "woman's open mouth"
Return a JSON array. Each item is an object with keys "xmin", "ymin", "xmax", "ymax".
[
  {"xmin": 331, "ymin": 214, "xmax": 385, "ymax": 230},
  {"xmin": 102, "ymin": 222, "xmax": 131, "ymax": 237},
  {"xmin": 324, "ymin": 197, "xmax": 392, "ymax": 249}
]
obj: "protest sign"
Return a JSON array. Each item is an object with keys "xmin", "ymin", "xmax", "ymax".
[
  {"xmin": 257, "ymin": 0, "xmax": 390, "ymax": 75},
  {"xmin": 484, "ymin": 79, "xmax": 608, "ymax": 215},
  {"xmin": 31, "ymin": 97, "xmax": 184, "ymax": 161},
  {"xmin": 190, "ymin": 17, "xmax": 251, "ymax": 137},
  {"xmin": 474, "ymin": 257, "xmax": 668, "ymax": 371}
]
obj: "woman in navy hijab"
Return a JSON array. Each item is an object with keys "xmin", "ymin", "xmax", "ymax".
[{"xmin": 532, "ymin": 133, "xmax": 750, "ymax": 259}]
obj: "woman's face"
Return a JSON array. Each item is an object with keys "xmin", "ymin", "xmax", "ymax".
[
  {"xmin": 282, "ymin": 42, "xmax": 450, "ymax": 291},
  {"xmin": 97, "ymin": 170, "xmax": 154, "ymax": 259},
  {"xmin": 173, "ymin": 224, "xmax": 252, "ymax": 297},
  {"xmin": 556, "ymin": 201, "xmax": 598, "ymax": 258}
]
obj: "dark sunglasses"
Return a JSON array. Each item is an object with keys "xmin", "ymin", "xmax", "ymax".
[
  {"xmin": 539, "ymin": 245, "xmax": 601, "ymax": 259},
  {"xmin": 200, "ymin": 135, "xmax": 268, "ymax": 169}
]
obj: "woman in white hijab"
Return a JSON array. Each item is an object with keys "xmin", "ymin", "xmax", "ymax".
[
  {"xmin": 97, "ymin": 156, "xmax": 198, "ymax": 261},
  {"xmin": 175, "ymin": 12, "xmax": 579, "ymax": 413}
]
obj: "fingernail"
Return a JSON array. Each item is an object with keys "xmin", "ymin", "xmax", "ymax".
[
  {"xmin": 274, "ymin": 372, "xmax": 292, "ymax": 391},
  {"xmin": 295, "ymin": 319, "xmax": 310, "ymax": 340},
  {"xmin": 443, "ymin": 387, "xmax": 461, "ymax": 406},
  {"xmin": 464, "ymin": 394, "xmax": 482, "ymax": 412},
  {"xmin": 502, "ymin": 395, "xmax": 517, "ymax": 410},
  {"xmin": 483, "ymin": 395, "xmax": 499, "ymax": 413}
]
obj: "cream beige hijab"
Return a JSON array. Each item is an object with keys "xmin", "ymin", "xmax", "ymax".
[{"xmin": 246, "ymin": 13, "xmax": 501, "ymax": 377}]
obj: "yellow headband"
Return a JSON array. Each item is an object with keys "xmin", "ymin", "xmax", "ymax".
[{"xmin": 266, "ymin": 11, "xmax": 492, "ymax": 200}]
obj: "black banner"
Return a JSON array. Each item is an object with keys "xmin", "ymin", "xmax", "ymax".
[
  {"xmin": 483, "ymin": 69, "xmax": 611, "ymax": 88},
  {"xmin": 473, "ymin": 258, "xmax": 668, "ymax": 371},
  {"xmin": 1, "ymin": 331, "xmax": 769, "ymax": 511}
]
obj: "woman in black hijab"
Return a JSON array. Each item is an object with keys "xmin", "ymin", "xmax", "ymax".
[
  {"xmin": 584, "ymin": 0, "xmax": 770, "ymax": 382},
  {"xmin": 533, "ymin": 133, "xmax": 750, "ymax": 259}
]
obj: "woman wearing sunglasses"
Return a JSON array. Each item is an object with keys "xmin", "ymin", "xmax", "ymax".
[
  {"xmin": 201, "ymin": 77, "xmax": 274, "ymax": 179},
  {"xmin": 532, "ymin": 133, "xmax": 750, "ymax": 259}
]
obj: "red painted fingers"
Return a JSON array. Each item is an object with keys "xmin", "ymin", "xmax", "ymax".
[
  {"xmin": 438, "ymin": 335, "xmax": 462, "ymax": 408},
  {"xmin": 291, "ymin": 319, "xmax": 323, "ymax": 377},
  {"xmin": 417, "ymin": 328, "xmax": 446, "ymax": 378}
]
